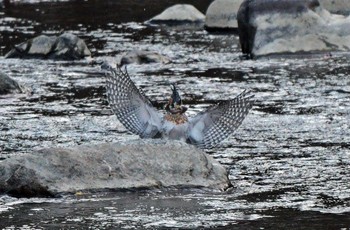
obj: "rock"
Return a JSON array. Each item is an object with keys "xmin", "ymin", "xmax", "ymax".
[
  {"xmin": 0, "ymin": 72, "xmax": 26, "ymax": 95},
  {"xmin": 6, "ymin": 35, "xmax": 56, "ymax": 58},
  {"xmin": 147, "ymin": 4, "xmax": 205, "ymax": 25},
  {"xmin": 0, "ymin": 140, "xmax": 231, "ymax": 197},
  {"xmin": 49, "ymin": 33, "xmax": 91, "ymax": 60},
  {"xmin": 237, "ymin": 0, "xmax": 350, "ymax": 58},
  {"xmin": 205, "ymin": 0, "xmax": 244, "ymax": 31},
  {"xmin": 319, "ymin": 0, "xmax": 350, "ymax": 15},
  {"xmin": 5, "ymin": 33, "xmax": 91, "ymax": 60},
  {"xmin": 120, "ymin": 51, "xmax": 170, "ymax": 66}
]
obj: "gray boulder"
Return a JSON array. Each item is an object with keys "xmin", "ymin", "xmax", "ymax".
[
  {"xmin": 205, "ymin": 0, "xmax": 244, "ymax": 31},
  {"xmin": 319, "ymin": 0, "xmax": 350, "ymax": 15},
  {"xmin": 5, "ymin": 33, "xmax": 91, "ymax": 60},
  {"xmin": 237, "ymin": 0, "xmax": 350, "ymax": 58},
  {"xmin": 50, "ymin": 33, "xmax": 91, "ymax": 60},
  {"xmin": 120, "ymin": 51, "xmax": 170, "ymax": 66},
  {"xmin": 147, "ymin": 4, "xmax": 205, "ymax": 25},
  {"xmin": 0, "ymin": 72, "xmax": 26, "ymax": 95},
  {"xmin": 0, "ymin": 140, "xmax": 231, "ymax": 197}
]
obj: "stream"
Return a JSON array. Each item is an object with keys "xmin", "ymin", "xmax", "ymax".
[{"xmin": 0, "ymin": 0, "xmax": 350, "ymax": 229}]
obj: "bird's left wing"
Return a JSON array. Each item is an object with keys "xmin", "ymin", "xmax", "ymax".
[
  {"xmin": 187, "ymin": 90, "xmax": 254, "ymax": 149},
  {"xmin": 102, "ymin": 63, "xmax": 163, "ymax": 138}
]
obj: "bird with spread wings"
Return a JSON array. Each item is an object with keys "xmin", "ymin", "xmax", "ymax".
[{"xmin": 102, "ymin": 63, "xmax": 254, "ymax": 149}]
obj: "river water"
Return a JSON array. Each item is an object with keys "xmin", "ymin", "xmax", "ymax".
[{"xmin": 0, "ymin": 0, "xmax": 350, "ymax": 229}]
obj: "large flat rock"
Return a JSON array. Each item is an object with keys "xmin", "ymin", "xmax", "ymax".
[{"xmin": 0, "ymin": 140, "xmax": 231, "ymax": 197}]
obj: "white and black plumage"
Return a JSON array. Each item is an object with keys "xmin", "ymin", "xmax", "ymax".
[{"xmin": 102, "ymin": 63, "xmax": 254, "ymax": 149}]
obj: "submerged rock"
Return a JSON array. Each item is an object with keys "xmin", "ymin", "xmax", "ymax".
[
  {"xmin": 237, "ymin": 0, "xmax": 350, "ymax": 58},
  {"xmin": 5, "ymin": 33, "xmax": 91, "ymax": 60},
  {"xmin": 0, "ymin": 72, "xmax": 26, "ymax": 95},
  {"xmin": 120, "ymin": 51, "xmax": 170, "ymax": 66},
  {"xmin": 205, "ymin": 0, "xmax": 244, "ymax": 31},
  {"xmin": 0, "ymin": 140, "xmax": 231, "ymax": 197},
  {"xmin": 147, "ymin": 4, "xmax": 205, "ymax": 25}
]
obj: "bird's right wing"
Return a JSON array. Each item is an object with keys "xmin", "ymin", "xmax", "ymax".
[
  {"xmin": 187, "ymin": 90, "xmax": 254, "ymax": 149},
  {"xmin": 102, "ymin": 63, "xmax": 163, "ymax": 138}
]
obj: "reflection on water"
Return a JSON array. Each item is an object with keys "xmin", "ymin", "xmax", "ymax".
[{"xmin": 1, "ymin": 0, "xmax": 350, "ymax": 229}]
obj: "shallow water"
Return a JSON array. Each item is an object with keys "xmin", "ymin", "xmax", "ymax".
[{"xmin": 1, "ymin": 0, "xmax": 350, "ymax": 229}]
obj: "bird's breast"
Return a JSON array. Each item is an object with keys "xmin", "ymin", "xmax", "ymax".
[
  {"xmin": 162, "ymin": 114, "xmax": 189, "ymax": 141},
  {"xmin": 164, "ymin": 113, "xmax": 188, "ymax": 125}
]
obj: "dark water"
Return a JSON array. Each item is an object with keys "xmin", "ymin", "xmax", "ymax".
[{"xmin": 1, "ymin": 0, "xmax": 350, "ymax": 229}]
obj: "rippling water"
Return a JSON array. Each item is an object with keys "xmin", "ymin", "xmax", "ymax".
[{"xmin": 1, "ymin": 0, "xmax": 350, "ymax": 229}]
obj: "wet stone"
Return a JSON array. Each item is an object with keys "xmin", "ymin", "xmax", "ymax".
[
  {"xmin": 0, "ymin": 72, "xmax": 26, "ymax": 95},
  {"xmin": 0, "ymin": 140, "xmax": 231, "ymax": 197},
  {"xmin": 5, "ymin": 33, "xmax": 91, "ymax": 60},
  {"xmin": 205, "ymin": 0, "xmax": 244, "ymax": 31},
  {"xmin": 237, "ymin": 0, "xmax": 350, "ymax": 57},
  {"xmin": 319, "ymin": 0, "xmax": 350, "ymax": 15},
  {"xmin": 147, "ymin": 4, "xmax": 205, "ymax": 25},
  {"xmin": 120, "ymin": 50, "xmax": 170, "ymax": 66}
]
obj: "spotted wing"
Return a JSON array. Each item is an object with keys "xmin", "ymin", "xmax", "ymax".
[
  {"xmin": 187, "ymin": 90, "xmax": 254, "ymax": 149},
  {"xmin": 102, "ymin": 63, "xmax": 163, "ymax": 138}
]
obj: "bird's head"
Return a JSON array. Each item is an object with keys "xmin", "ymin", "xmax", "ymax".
[
  {"xmin": 171, "ymin": 84, "xmax": 182, "ymax": 106},
  {"xmin": 165, "ymin": 84, "xmax": 187, "ymax": 114}
]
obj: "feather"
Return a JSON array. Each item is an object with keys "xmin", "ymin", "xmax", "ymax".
[
  {"xmin": 187, "ymin": 90, "xmax": 254, "ymax": 148},
  {"xmin": 102, "ymin": 63, "xmax": 254, "ymax": 149},
  {"xmin": 103, "ymin": 64, "xmax": 163, "ymax": 138}
]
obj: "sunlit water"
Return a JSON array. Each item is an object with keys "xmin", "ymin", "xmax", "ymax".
[{"xmin": 0, "ymin": 1, "xmax": 350, "ymax": 229}]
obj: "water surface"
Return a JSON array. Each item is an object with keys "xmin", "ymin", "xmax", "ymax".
[{"xmin": 0, "ymin": 0, "xmax": 350, "ymax": 229}]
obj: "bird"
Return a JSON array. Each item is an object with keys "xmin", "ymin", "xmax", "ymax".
[{"xmin": 102, "ymin": 63, "xmax": 254, "ymax": 149}]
